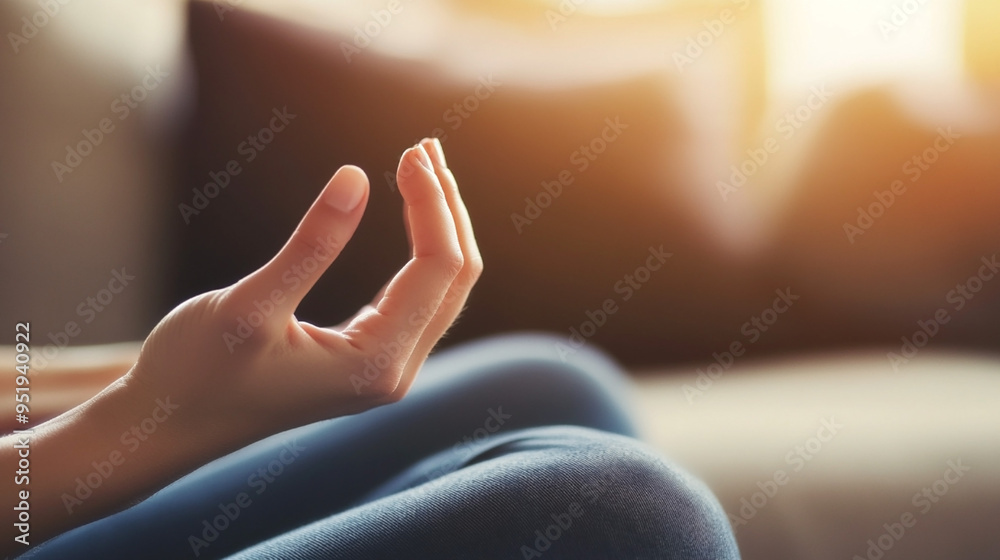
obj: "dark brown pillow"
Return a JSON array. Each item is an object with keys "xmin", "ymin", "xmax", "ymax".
[{"xmin": 174, "ymin": 1, "xmax": 1000, "ymax": 367}]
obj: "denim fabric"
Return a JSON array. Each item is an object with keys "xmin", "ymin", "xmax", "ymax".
[{"xmin": 21, "ymin": 333, "xmax": 739, "ymax": 560}]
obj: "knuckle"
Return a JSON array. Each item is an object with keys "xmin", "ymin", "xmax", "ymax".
[
  {"xmin": 365, "ymin": 374, "xmax": 399, "ymax": 399},
  {"xmin": 215, "ymin": 289, "xmax": 280, "ymax": 349},
  {"xmin": 432, "ymin": 185, "xmax": 449, "ymax": 204},
  {"xmin": 466, "ymin": 253, "xmax": 484, "ymax": 281},
  {"xmin": 442, "ymin": 253, "xmax": 465, "ymax": 279},
  {"xmin": 365, "ymin": 362, "xmax": 404, "ymax": 397},
  {"xmin": 381, "ymin": 388, "xmax": 406, "ymax": 404},
  {"xmin": 287, "ymin": 231, "xmax": 318, "ymax": 260}
]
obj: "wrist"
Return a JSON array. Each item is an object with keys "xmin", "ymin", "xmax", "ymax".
[
  {"xmin": 24, "ymin": 368, "xmax": 254, "ymax": 547},
  {"xmin": 117, "ymin": 364, "xmax": 261, "ymax": 473}
]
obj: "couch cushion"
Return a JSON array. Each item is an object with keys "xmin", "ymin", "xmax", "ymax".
[
  {"xmin": 633, "ymin": 350, "xmax": 1000, "ymax": 560},
  {"xmin": 175, "ymin": 0, "xmax": 771, "ymax": 367}
]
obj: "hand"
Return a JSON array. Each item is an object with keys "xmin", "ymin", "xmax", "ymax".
[
  {"xmin": 128, "ymin": 138, "xmax": 482, "ymax": 445},
  {"xmin": 0, "ymin": 140, "xmax": 481, "ymax": 551}
]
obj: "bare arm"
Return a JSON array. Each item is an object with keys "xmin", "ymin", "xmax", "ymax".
[
  {"xmin": 1, "ymin": 372, "xmax": 238, "ymax": 548},
  {"xmin": 2, "ymin": 139, "xmax": 482, "ymax": 554},
  {"xmin": 0, "ymin": 343, "xmax": 140, "ymax": 434}
]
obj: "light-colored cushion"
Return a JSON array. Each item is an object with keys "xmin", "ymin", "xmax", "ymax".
[{"xmin": 634, "ymin": 350, "xmax": 1000, "ymax": 560}]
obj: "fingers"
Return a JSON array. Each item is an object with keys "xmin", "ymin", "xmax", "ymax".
[
  {"xmin": 236, "ymin": 165, "xmax": 369, "ymax": 318},
  {"xmin": 349, "ymin": 144, "xmax": 464, "ymax": 362},
  {"xmin": 421, "ymin": 137, "xmax": 483, "ymax": 311},
  {"xmin": 388, "ymin": 138, "xmax": 482, "ymax": 394},
  {"xmin": 403, "ymin": 200, "xmax": 415, "ymax": 257}
]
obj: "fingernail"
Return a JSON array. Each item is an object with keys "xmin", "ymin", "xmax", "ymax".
[
  {"xmin": 324, "ymin": 167, "xmax": 364, "ymax": 212},
  {"xmin": 430, "ymin": 137, "xmax": 448, "ymax": 167},
  {"xmin": 414, "ymin": 144, "xmax": 433, "ymax": 172}
]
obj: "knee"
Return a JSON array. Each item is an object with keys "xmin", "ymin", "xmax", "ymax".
[
  {"xmin": 519, "ymin": 426, "xmax": 740, "ymax": 559},
  {"xmin": 475, "ymin": 331, "xmax": 623, "ymax": 373},
  {"xmin": 449, "ymin": 332, "xmax": 631, "ymax": 398},
  {"xmin": 597, "ymin": 442, "xmax": 739, "ymax": 559},
  {"xmin": 444, "ymin": 333, "xmax": 638, "ymax": 435}
]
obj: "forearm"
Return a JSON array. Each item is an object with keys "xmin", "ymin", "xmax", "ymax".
[
  {"xmin": 2, "ymin": 370, "xmax": 248, "ymax": 555},
  {"xmin": 0, "ymin": 139, "xmax": 477, "ymax": 555},
  {"xmin": 0, "ymin": 343, "xmax": 141, "ymax": 433}
]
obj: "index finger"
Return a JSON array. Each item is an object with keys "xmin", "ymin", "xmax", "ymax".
[{"xmin": 345, "ymin": 145, "xmax": 463, "ymax": 355}]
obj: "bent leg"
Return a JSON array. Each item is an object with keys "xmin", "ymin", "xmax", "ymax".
[
  {"xmin": 228, "ymin": 426, "xmax": 740, "ymax": 560},
  {"xmin": 20, "ymin": 334, "xmax": 640, "ymax": 559}
]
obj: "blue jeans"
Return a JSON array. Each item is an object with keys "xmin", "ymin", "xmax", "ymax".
[{"xmin": 22, "ymin": 334, "xmax": 739, "ymax": 559}]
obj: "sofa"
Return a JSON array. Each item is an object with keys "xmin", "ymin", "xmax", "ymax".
[{"xmin": 2, "ymin": 0, "xmax": 998, "ymax": 557}]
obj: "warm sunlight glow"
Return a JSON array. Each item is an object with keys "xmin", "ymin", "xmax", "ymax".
[{"xmin": 764, "ymin": 0, "xmax": 964, "ymax": 98}]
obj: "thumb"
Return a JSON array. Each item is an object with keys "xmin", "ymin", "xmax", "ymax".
[{"xmin": 235, "ymin": 165, "xmax": 369, "ymax": 318}]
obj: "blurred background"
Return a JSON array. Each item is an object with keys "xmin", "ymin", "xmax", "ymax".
[{"xmin": 1, "ymin": 0, "xmax": 998, "ymax": 558}]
